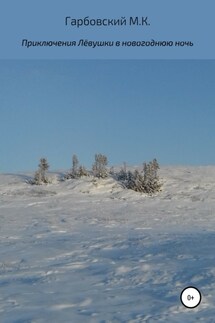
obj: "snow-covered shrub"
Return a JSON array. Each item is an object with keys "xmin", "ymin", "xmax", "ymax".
[
  {"xmin": 65, "ymin": 154, "xmax": 79, "ymax": 179},
  {"xmin": 116, "ymin": 162, "xmax": 128, "ymax": 181},
  {"xmin": 65, "ymin": 154, "xmax": 89, "ymax": 179},
  {"xmin": 77, "ymin": 165, "xmax": 89, "ymax": 177},
  {"xmin": 142, "ymin": 159, "xmax": 162, "ymax": 194},
  {"xmin": 109, "ymin": 166, "xmax": 115, "ymax": 176},
  {"xmin": 92, "ymin": 154, "xmax": 108, "ymax": 178},
  {"xmin": 72, "ymin": 154, "xmax": 79, "ymax": 176},
  {"xmin": 116, "ymin": 159, "xmax": 162, "ymax": 194},
  {"xmin": 127, "ymin": 170, "xmax": 145, "ymax": 192}
]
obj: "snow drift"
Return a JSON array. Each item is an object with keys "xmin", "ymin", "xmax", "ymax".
[{"xmin": 0, "ymin": 166, "xmax": 215, "ymax": 322}]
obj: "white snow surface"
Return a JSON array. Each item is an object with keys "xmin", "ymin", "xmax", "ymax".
[{"xmin": 0, "ymin": 166, "xmax": 215, "ymax": 322}]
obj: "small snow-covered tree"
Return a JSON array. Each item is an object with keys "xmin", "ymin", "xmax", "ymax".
[
  {"xmin": 31, "ymin": 157, "xmax": 50, "ymax": 185},
  {"xmin": 117, "ymin": 162, "xmax": 128, "ymax": 181},
  {"xmin": 126, "ymin": 170, "xmax": 135, "ymax": 190},
  {"xmin": 65, "ymin": 154, "xmax": 88, "ymax": 179},
  {"xmin": 38, "ymin": 158, "xmax": 49, "ymax": 183},
  {"xmin": 92, "ymin": 153, "xmax": 108, "ymax": 178},
  {"xmin": 77, "ymin": 165, "xmax": 88, "ymax": 177},
  {"xmin": 33, "ymin": 170, "xmax": 42, "ymax": 185},
  {"xmin": 64, "ymin": 154, "xmax": 79, "ymax": 179},
  {"xmin": 109, "ymin": 166, "xmax": 115, "ymax": 176},
  {"xmin": 116, "ymin": 159, "xmax": 162, "ymax": 194},
  {"xmin": 72, "ymin": 154, "xmax": 79, "ymax": 175},
  {"xmin": 126, "ymin": 170, "xmax": 145, "ymax": 192},
  {"xmin": 142, "ymin": 159, "xmax": 161, "ymax": 194}
]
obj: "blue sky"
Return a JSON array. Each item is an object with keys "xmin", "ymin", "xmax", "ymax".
[{"xmin": 0, "ymin": 60, "xmax": 215, "ymax": 172}]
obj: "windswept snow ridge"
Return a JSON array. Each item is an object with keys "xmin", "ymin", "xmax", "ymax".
[{"xmin": 0, "ymin": 166, "xmax": 215, "ymax": 322}]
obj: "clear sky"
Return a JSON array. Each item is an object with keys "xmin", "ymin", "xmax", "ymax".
[{"xmin": 0, "ymin": 60, "xmax": 215, "ymax": 172}]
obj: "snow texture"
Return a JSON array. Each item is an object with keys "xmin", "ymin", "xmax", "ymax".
[{"xmin": 0, "ymin": 166, "xmax": 215, "ymax": 322}]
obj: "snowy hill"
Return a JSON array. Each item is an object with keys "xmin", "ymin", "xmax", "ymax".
[{"xmin": 0, "ymin": 166, "xmax": 215, "ymax": 322}]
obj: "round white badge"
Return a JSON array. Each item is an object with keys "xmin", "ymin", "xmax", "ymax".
[{"xmin": 180, "ymin": 286, "xmax": 201, "ymax": 308}]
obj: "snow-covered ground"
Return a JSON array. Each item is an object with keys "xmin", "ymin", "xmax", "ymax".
[{"xmin": 0, "ymin": 166, "xmax": 215, "ymax": 322}]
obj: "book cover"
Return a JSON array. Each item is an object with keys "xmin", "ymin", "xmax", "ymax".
[{"xmin": 0, "ymin": 1, "xmax": 215, "ymax": 321}]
